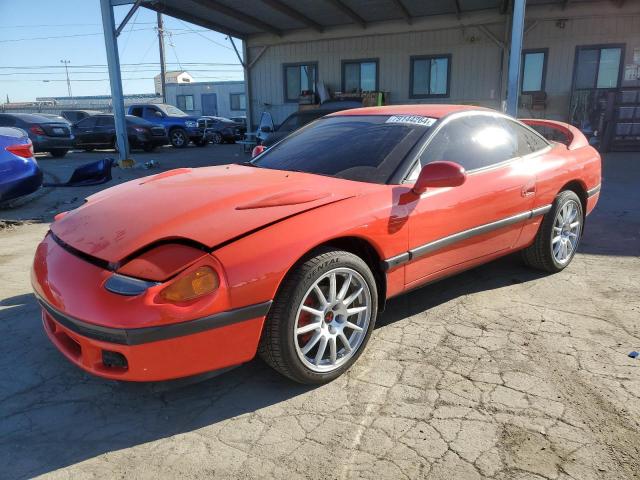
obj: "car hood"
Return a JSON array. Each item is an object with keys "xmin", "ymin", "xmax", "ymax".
[{"xmin": 50, "ymin": 165, "xmax": 362, "ymax": 264}]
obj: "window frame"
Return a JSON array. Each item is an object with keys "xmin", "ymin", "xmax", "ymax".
[
  {"xmin": 571, "ymin": 43, "xmax": 625, "ymax": 91},
  {"xmin": 176, "ymin": 94, "xmax": 195, "ymax": 111},
  {"xmin": 341, "ymin": 58, "xmax": 380, "ymax": 93},
  {"xmin": 520, "ymin": 48, "xmax": 548, "ymax": 94},
  {"xmin": 409, "ymin": 54, "xmax": 452, "ymax": 99},
  {"xmin": 282, "ymin": 62, "xmax": 318, "ymax": 103},
  {"xmin": 229, "ymin": 92, "xmax": 246, "ymax": 111}
]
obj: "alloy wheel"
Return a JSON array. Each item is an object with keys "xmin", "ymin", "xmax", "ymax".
[
  {"xmin": 552, "ymin": 199, "xmax": 581, "ymax": 264},
  {"xmin": 171, "ymin": 131, "xmax": 186, "ymax": 147},
  {"xmin": 294, "ymin": 268, "xmax": 372, "ymax": 373}
]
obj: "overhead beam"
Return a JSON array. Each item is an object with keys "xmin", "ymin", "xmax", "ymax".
[
  {"xmin": 478, "ymin": 24, "xmax": 505, "ymax": 49},
  {"xmin": 391, "ymin": 0, "xmax": 413, "ymax": 24},
  {"xmin": 189, "ymin": 0, "xmax": 283, "ymax": 36},
  {"xmin": 260, "ymin": 0, "xmax": 324, "ymax": 32},
  {"xmin": 115, "ymin": 0, "xmax": 142, "ymax": 36},
  {"xmin": 453, "ymin": 0, "xmax": 462, "ymax": 19},
  {"xmin": 325, "ymin": 0, "xmax": 367, "ymax": 28}
]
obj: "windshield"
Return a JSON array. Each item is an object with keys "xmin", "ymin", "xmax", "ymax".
[
  {"xmin": 157, "ymin": 104, "xmax": 188, "ymax": 117},
  {"xmin": 253, "ymin": 115, "xmax": 434, "ymax": 184}
]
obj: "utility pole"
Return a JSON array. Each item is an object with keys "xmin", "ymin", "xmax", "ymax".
[
  {"xmin": 157, "ymin": 12, "xmax": 167, "ymax": 102},
  {"xmin": 60, "ymin": 59, "xmax": 72, "ymax": 99}
]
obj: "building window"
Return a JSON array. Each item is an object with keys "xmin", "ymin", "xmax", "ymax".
[
  {"xmin": 230, "ymin": 93, "xmax": 246, "ymax": 111},
  {"xmin": 176, "ymin": 94, "xmax": 194, "ymax": 111},
  {"xmin": 283, "ymin": 63, "xmax": 317, "ymax": 102},
  {"xmin": 521, "ymin": 49, "xmax": 547, "ymax": 93},
  {"xmin": 410, "ymin": 55, "xmax": 451, "ymax": 98},
  {"xmin": 342, "ymin": 59, "xmax": 378, "ymax": 93},
  {"xmin": 574, "ymin": 45, "xmax": 623, "ymax": 90}
]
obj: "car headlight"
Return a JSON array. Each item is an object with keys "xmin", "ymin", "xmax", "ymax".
[{"xmin": 185, "ymin": 120, "xmax": 197, "ymax": 128}]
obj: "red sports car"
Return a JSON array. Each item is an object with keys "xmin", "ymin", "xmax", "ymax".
[{"xmin": 32, "ymin": 105, "xmax": 601, "ymax": 384}]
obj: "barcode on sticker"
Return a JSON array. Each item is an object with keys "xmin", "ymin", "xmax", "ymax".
[{"xmin": 385, "ymin": 115, "xmax": 436, "ymax": 127}]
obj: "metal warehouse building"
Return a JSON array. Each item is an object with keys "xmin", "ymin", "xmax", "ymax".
[{"xmin": 102, "ymin": 0, "xmax": 640, "ymax": 160}]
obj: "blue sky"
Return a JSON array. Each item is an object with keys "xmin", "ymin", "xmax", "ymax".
[{"xmin": 0, "ymin": 0, "xmax": 244, "ymax": 102}]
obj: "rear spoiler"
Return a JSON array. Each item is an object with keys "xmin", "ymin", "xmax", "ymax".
[{"xmin": 519, "ymin": 118, "xmax": 589, "ymax": 151}]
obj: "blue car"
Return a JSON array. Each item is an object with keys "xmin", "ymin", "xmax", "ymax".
[{"xmin": 0, "ymin": 127, "xmax": 43, "ymax": 204}]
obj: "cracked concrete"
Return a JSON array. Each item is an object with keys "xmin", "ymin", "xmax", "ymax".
[{"xmin": 0, "ymin": 152, "xmax": 639, "ymax": 479}]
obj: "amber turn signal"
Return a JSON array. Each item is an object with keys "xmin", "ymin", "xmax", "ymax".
[{"xmin": 159, "ymin": 266, "xmax": 219, "ymax": 302}]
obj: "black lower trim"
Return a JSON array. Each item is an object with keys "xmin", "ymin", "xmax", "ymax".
[
  {"xmin": 587, "ymin": 184, "xmax": 601, "ymax": 198},
  {"xmin": 381, "ymin": 205, "xmax": 551, "ymax": 271},
  {"xmin": 38, "ymin": 295, "xmax": 272, "ymax": 346}
]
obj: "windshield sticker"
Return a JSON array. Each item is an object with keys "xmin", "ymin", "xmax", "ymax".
[{"xmin": 385, "ymin": 115, "xmax": 436, "ymax": 127}]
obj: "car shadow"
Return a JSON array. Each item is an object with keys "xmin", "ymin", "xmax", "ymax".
[{"xmin": 0, "ymin": 253, "xmax": 548, "ymax": 479}]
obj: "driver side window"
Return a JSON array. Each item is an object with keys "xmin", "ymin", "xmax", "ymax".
[{"xmin": 419, "ymin": 115, "xmax": 518, "ymax": 171}]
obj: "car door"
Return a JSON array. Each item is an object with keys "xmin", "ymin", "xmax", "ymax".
[
  {"xmin": 404, "ymin": 113, "xmax": 537, "ymax": 287},
  {"xmin": 94, "ymin": 116, "xmax": 116, "ymax": 146},
  {"xmin": 72, "ymin": 116, "xmax": 98, "ymax": 146}
]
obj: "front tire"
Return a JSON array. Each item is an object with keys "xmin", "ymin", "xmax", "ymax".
[
  {"xmin": 211, "ymin": 132, "xmax": 223, "ymax": 144},
  {"xmin": 170, "ymin": 128, "xmax": 188, "ymax": 148},
  {"xmin": 259, "ymin": 248, "xmax": 378, "ymax": 384},
  {"xmin": 49, "ymin": 149, "xmax": 68, "ymax": 158},
  {"xmin": 522, "ymin": 190, "xmax": 584, "ymax": 272}
]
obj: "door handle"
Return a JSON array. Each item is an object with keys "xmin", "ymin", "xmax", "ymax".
[{"xmin": 521, "ymin": 182, "xmax": 536, "ymax": 197}]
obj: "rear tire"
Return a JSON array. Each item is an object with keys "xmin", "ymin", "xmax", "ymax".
[
  {"xmin": 211, "ymin": 132, "xmax": 223, "ymax": 144},
  {"xmin": 522, "ymin": 190, "xmax": 584, "ymax": 273},
  {"xmin": 170, "ymin": 128, "xmax": 189, "ymax": 148},
  {"xmin": 259, "ymin": 248, "xmax": 378, "ymax": 385},
  {"xmin": 49, "ymin": 149, "xmax": 68, "ymax": 158}
]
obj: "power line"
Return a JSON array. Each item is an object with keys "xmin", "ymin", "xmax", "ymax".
[
  {"xmin": 0, "ymin": 62, "xmax": 241, "ymax": 69},
  {"xmin": 0, "ymin": 76, "xmax": 241, "ymax": 83},
  {"xmin": 0, "ymin": 22, "xmax": 157, "ymax": 28},
  {"xmin": 175, "ymin": 19, "xmax": 233, "ymax": 50},
  {"xmin": 0, "ymin": 27, "xmax": 210, "ymax": 43},
  {"xmin": 0, "ymin": 69, "xmax": 243, "ymax": 76}
]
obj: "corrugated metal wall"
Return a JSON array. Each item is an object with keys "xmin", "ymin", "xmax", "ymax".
[{"xmin": 247, "ymin": 9, "xmax": 640, "ymax": 126}]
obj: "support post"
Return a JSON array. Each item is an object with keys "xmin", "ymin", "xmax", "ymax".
[
  {"xmin": 505, "ymin": 0, "xmax": 526, "ymax": 116},
  {"xmin": 242, "ymin": 40, "xmax": 253, "ymax": 132},
  {"xmin": 100, "ymin": 0, "xmax": 132, "ymax": 166}
]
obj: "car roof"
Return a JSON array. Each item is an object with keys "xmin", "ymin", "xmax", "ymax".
[
  {"xmin": 1, "ymin": 112, "xmax": 61, "ymax": 123},
  {"xmin": 327, "ymin": 104, "xmax": 491, "ymax": 119}
]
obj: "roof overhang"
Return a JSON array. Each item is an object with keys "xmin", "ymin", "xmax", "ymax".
[{"xmin": 123, "ymin": 0, "xmax": 616, "ymax": 40}]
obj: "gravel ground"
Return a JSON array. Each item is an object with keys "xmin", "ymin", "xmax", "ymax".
[{"xmin": 0, "ymin": 150, "xmax": 638, "ymax": 480}]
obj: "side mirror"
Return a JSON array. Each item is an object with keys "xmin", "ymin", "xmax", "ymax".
[
  {"xmin": 413, "ymin": 161, "xmax": 466, "ymax": 195},
  {"xmin": 260, "ymin": 126, "xmax": 273, "ymax": 133}
]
